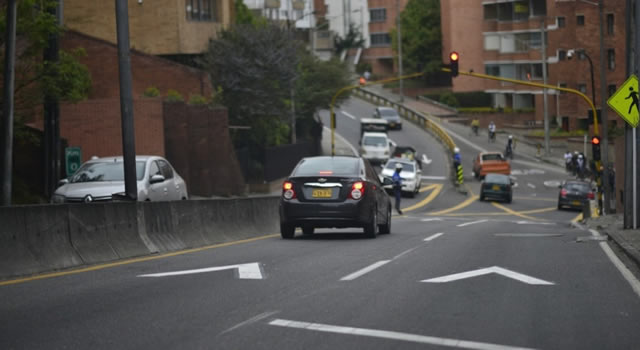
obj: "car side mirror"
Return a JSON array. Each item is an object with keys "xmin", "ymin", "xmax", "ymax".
[
  {"xmin": 150, "ymin": 174, "xmax": 165, "ymax": 184},
  {"xmin": 382, "ymin": 177, "xmax": 393, "ymax": 186},
  {"xmin": 58, "ymin": 178, "xmax": 69, "ymax": 187}
]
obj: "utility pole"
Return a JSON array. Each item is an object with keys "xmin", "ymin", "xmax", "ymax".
[
  {"xmin": 628, "ymin": 0, "xmax": 640, "ymax": 228},
  {"xmin": 541, "ymin": 20, "xmax": 550, "ymax": 156},
  {"xmin": 115, "ymin": 0, "xmax": 138, "ymax": 200},
  {"xmin": 1, "ymin": 0, "xmax": 17, "ymax": 206},
  {"xmin": 598, "ymin": 0, "xmax": 612, "ymax": 214},
  {"xmin": 397, "ymin": 0, "xmax": 404, "ymax": 102},
  {"xmin": 44, "ymin": 0, "xmax": 62, "ymax": 199}
]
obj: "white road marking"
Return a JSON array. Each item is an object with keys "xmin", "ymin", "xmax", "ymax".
[
  {"xmin": 220, "ymin": 311, "xmax": 279, "ymax": 335},
  {"xmin": 393, "ymin": 247, "xmax": 421, "ymax": 260},
  {"xmin": 515, "ymin": 221, "xmax": 556, "ymax": 226},
  {"xmin": 421, "ymin": 175, "xmax": 447, "ymax": 180},
  {"xmin": 424, "ymin": 233, "xmax": 444, "ymax": 241},
  {"xmin": 590, "ymin": 229, "xmax": 640, "ymax": 298},
  {"xmin": 544, "ymin": 180, "xmax": 562, "ymax": 188},
  {"xmin": 457, "ymin": 219, "xmax": 489, "ymax": 227},
  {"xmin": 421, "ymin": 218, "xmax": 443, "ymax": 222},
  {"xmin": 421, "ymin": 266, "xmax": 555, "ymax": 285},
  {"xmin": 494, "ymin": 233, "xmax": 563, "ymax": 237},
  {"xmin": 340, "ymin": 260, "xmax": 391, "ymax": 281},
  {"xmin": 527, "ymin": 183, "xmax": 536, "ymax": 189},
  {"xmin": 268, "ymin": 319, "xmax": 538, "ymax": 350},
  {"xmin": 137, "ymin": 262, "xmax": 264, "ymax": 279},
  {"xmin": 341, "ymin": 110, "xmax": 357, "ymax": 120}
]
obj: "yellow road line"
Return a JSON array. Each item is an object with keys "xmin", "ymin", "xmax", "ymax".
[
  {"xmin": 419, "ymin": 183, "xmax": 436, "ymax": 193},
  {"xmin": 428, "ymin": 195, "xmax": 479, "ymax": 216},
  {"xmin": 572, "ymin": 213, "xmax": 583, "ymax": 222},
  {"xmin": 404, "ymin": 184, "xmax": 442, "ymax": 213},
  {"xmin": 464, "ymin": 183, "xmax": 476, "ymax": 196},
  {"xmin": 491, "ymin": 202, "xmax": 543, "ymax": 221},
  {"xmin": 0, "ymin": 234, "xmax": 280, "ymax": 287}
]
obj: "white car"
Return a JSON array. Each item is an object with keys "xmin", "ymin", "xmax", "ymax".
[
  {"xmin": 380, "ymin": 158, "xmax": 422, "ymax": 197},
  {"xmin": 52, "ymin": 156, "xmax": 188, "ymax": 203},
  {"xmin": 360, "ymin": 132, "xmax": 395, "ymax": 164}
]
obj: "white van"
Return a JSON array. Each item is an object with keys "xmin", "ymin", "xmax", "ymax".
[{"xmin": 360, "ymin": 132, "xmax": 395, "ymax": 164}]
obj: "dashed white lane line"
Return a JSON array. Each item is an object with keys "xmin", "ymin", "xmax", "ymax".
[
  {"xmin": 424, "ymin": 233, "xmax": 444, "ymax": 241},
  {"xmin": 527, "ymin": 183, "xmax": 536, "ymax": 189},
  {"xmin": 268, "ymin": 319, "xmax": 538, "ymax": 350},
  {"xmin": 457, "ymin": 219, "xmax": 489, "ymax": 227},
  {"xmin": 590, "ymin": 229, "xmax": 640, "ymax": 298},
  {"xmin": 421, "ymin": 218, "xmax": 443, "ymax": 222},
  {"xmin": 341, "ymin": 110, "xmax": 357, "ymax": 120},
  {"xmin": 340, "ymin": 260, "xmax": 391, "ymax": 281}
]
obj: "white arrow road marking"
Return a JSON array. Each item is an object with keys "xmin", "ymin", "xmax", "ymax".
[
  {"xmin": 340, "ymin": 110, "xmax": 357, "ymax": 120},
  {"xmin": 138, "ymin": 262, "xmax": 264, "ymax": 279},
  {"xmin": 421, "ymin": 175, "xmax": 447, "ymax": 180},
  {"xmin": 457, "ymin": 219, "xmax": 488, "ymax": 227},
  {"xmin": 422, "ymin": 154, "xmax": 433, "ymax": 165},
  {"xmin": 421, "ymin": 266, "xmax": 554, "ymax": 285},
  {"xmin": 340, "ymin": 260, "xmax": 391, "ymax": 281},
  {"xmin": 527, "ymin": 183, "xmax": 536, "ymax": 189},
  {"xmin": 424, "ymin": 233, "xmax": 444, "ymax": 241},
  {"xmin": 268, "ymin": 319, "xmax": 538, "ymax": 350}
]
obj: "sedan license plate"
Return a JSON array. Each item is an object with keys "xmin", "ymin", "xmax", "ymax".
[
  {"xmin": 572, "ymin": 200, "xmax": 582, "ymax": 206},
  {"xmin": 492, "ymin": 185, "xmax": 500, "ymax": 191},
  {"xmin": 312, "ymin": 188, "xmax": 332, "ymax": 198}
]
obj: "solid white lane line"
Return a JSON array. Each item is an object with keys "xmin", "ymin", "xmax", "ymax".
[
  {"xmin": 527, "ymin": 183, "xmax": 536, "ymax": 189},
  {"xmin": 137, "ymin": 262, "xmax": 263, "ymax": 279},
  {"xmin": 494, "ymin": 233, "xmax": 563, "ymax": 238},
  {"xmin": 457, "ymin": 219, "xmax": 488, "ymax": 227},
  {"xmin": 393, "ymin": 247, "xmax": 421, "ymax": 260},
  {"xmin": 590, "ymin": 229, "xmax": 640, "ymax": 298},
  {"xmin": 220, "ymin": 311, "xmax": 279, "ymax": 335},
  {"xmin": 421, "ymin": 218, "xmax": 443, "ymax": 222},
  {"xmin": 340, "ymin": 260, "xmax": 391, "ymax": 281},
  {"xmin": 341, "ymin": 110, "xmax": 357, "ymax": 120},
  {"xmin": 424, "ymin": 233, "xmax": 444, "ymax": 241},
  {"xmin": 268, "ymin": 319, "xmax": 537, "ymax": 350}
]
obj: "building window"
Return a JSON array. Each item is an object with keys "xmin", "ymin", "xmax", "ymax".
[
  {"xmin": 558, "ymin": 50, "xmax": 566, "ymax": 60},
  {"xmin": 370, "ymin": 8, "xmax": 386, "ymax": 22},
  {"xmin": 608, "ymin": 84, "xmax": 617, "ymax": 97},
  {"xmin": 607, "ymin": 14, "xmax": 615, "ymax": 35},
  {"xmin": 514, "ymin": 1, "xmax": 529, "ymax": 21},
  {"xmin": 370, "ymin": 33, "xmax": 391, "ymax": 47},
  {"xmin": 577, "ymin": 15, "xmax": 585, "ymax": 26},
  {"xmin": 484, "ymin": 3, "xmax": 497, "ymax": 20},
  {"xmin": 186, "ymin": 0, "xmax": 217, "ymax": 21},
  {"xmin": 557, "ymin": 16, "xmax": 565, "ymax": 28},
  {"xmin": 531, "ymin": 0, "xmax": 546, "ymax": 17},
  {"xmin": 578, "ymin": 83, "xmax": 587, "ymax": 94},
  {"xmin": 485, "ymin": 64, "xmax": 500, "ymax": 76},
  {"xmin": 559, "ymin": 82, "xmax": 567, "ymax": 94},
  {"xmin": 497, "ymin": 2, "xmax": 514, "ymax": 21},
  {"xmin": 608, "ymin": 49, "xmax": 616, "ymax": 70}
]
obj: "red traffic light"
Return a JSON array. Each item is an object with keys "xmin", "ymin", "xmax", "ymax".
[
  {"xmin": 450, "ymin": 51, "xmax": 459, "ymax": 61},
  {"xmin": 591, "ymin": 136, "xmax": 601, "ymax": 145}
]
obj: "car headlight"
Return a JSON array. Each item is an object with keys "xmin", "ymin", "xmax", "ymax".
[{"xmin": 51, "ymin": 194, "xmax": 65, "ymax": 204}]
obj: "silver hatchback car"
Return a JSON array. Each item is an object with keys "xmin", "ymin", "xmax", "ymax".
[{"xmin": 52, "ymin": 156, "xmax": 188, "ymax": 203}]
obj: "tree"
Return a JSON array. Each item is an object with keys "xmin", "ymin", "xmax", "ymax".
[
  {"xmin": 334, "ymin": 23, "xmax": 365, "ymax": 56},
  {"xmin": 234, "ymin": 0, "xmax": 267, "ymax": 27},
  {"xmin": 390, "ymin": 0, "xmax": 442, "ymax": 74},
  {"xmin": 0, "ymin": 0, "xmax": 91, "ymax": 116}
]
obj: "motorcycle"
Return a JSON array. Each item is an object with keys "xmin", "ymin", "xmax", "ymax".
[
  {"xmin": 471, "ymin": 125, "xmax": 479, "ymax": 136},
  {"xmin": 488, "ymin": 131, "xmax": 496, "ymax": 143},
  {"xmin": 505, "ymin": 145, "xmax": 513, "ymax": 159}
]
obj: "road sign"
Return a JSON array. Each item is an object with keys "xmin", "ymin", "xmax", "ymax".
[
  {"xmin": 607, "ymin": 74, "xmax": 640, "ymax": 127},
  {"xmin": 137, "ymin": 262, "xmax": 264, "ymax": 279},
  {"xmin": 420, "ymin": 266, "xmax": 555, "ymax": 285},
  {"xmin": 65, "ymin": 147, "xmax": 82, "ymax": 177}
]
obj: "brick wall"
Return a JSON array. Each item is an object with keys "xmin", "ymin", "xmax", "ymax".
[
  {"xmin": 61, "ymin": 31, "xmax": 212, "ymax": 101},
  {"xmin": 60, "ymin": 98, "xmax": 165, "ymax": 162}
]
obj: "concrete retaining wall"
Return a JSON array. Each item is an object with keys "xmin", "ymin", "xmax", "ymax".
[{"xmin": 0, "ymin": 196, "xmax": 280, "ymax": 280}]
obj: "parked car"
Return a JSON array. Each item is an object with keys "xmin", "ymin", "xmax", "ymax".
[
  {"xmin": 373, "ymin": 106, "xmax": 403, "ymax": 130},
  {"xmin": 473, "ymin": 152, "xmax": 511, "ymax": 179},
  {"xmin": 359, "ymin": 131, "xmax": 395, "ymax": 164},
  {"xmin": 557, "ymin": 180, "xmax": 594, "ymax": 210},
  {"xmin": 279, "ymin": 156, "xmax": 392, "ymax": 239},
  {"xmin": 51, "ymin": 156, "xmax": 188, "ymax": 203},
  {"xmin": 479, "ymin": 173, "xmax": 513, "ymax": 203},
  {"xmin": 380, "ymin": 158, "xmax": 422, "ymax": 197}
]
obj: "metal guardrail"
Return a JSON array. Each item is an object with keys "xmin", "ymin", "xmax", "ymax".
[{"xmin": 353, "ymin": 89, "xmax": 457, "ymax": 152}]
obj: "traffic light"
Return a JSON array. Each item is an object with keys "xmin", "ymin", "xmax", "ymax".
[
  {"xmin": 591, "ymin": 136, "xmax": 601, "ymax": 161},
  {"xmin": 449, "ymin": 51, "xmax": 459, "ymax": 77}
]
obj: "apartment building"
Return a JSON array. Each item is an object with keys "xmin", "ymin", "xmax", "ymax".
[
  {"xmin": 64, "ymin": 0, "xmax": 234, "ymax": 57},
  {"xmin": 442, "ymin": 0, "xmax": 626, "ymax": 131}
]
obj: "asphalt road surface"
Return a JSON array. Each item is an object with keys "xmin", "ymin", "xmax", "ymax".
[{"xmin": 2, "ymin": 97, "xmax": 640, "ymax": 350}]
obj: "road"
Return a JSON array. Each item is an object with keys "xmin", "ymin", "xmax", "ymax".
[{"xmin": 2, "ymin": 97, "xmax": 640, "ymax": 350}]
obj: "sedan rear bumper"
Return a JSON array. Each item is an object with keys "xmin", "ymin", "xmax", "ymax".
[{"xmin": 280, "ymin": 198, "xmax": 373, "ymax": 228}]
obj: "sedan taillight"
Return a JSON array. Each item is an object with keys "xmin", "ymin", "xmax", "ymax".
[
  {"xmin": 283, "ymin": 181, "xmax": 296, "ymax": 200},
  {"xmin": 349, "ymin": 181, "xmax": 365, "ymax": 200},
  {"xmin": 587, "ymin": 192, "xmax": 595, "ymax": 200},
  {"xmin": 560, "ymin": 189, "xmax": 568, "ymax": 198}
]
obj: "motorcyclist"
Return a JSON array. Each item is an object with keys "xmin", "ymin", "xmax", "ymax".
[
  {"xmin": 392, "ymin": 162, "xmax": 404, "ymax": 215},
  {"xmin": 488, "ymin": 121, "xmax": 496, "ymax": 142},
  {"xmin": 470, "ymin": 118, "xmax": 480, "ymax": 136},
  {"xmin": 505, "ymin": 135, "xmax": 514, "ymax": 159}
]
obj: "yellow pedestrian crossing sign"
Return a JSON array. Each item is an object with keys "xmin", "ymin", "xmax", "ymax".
[{"xmin": 608, "ymin": 74, "xmax": 639, "ymax": 127}]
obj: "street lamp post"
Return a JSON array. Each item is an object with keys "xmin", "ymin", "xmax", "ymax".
[
  {"xmin": 396, "ymin": 0, "xmax": 403, "ymax": 102},
  {"xmin": 568, "ymin": 49, "xmax": 596, "ymax": 107}
]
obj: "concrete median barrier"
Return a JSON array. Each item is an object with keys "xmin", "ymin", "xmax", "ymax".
[{"xmin": 0, "ymin": 196, "xmax": 281, "ymax": 281}]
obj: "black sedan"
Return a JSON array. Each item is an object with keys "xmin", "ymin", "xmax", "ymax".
[
  {"xmin": 557, "ymin": 180, "xmax": 594, "ymax": 210},
  {"xmin": 479, "ymin": 173, "xmax": 513, "ymax": 203},
  {"xmin": 279, "ymin": 156, "xmax": 392, "ymax": 239},
  {"xmin": 374, "ymin": 107, "xmax": 403, "ymax": 130}
]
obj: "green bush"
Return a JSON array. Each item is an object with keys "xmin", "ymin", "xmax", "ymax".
[
  {"xmin": 355, "ymin": 62, "xmax": 372, "ymax": 75},
  {"xmin": 188, "ymin": 94, "xmax": 208, "ymax": 105},
  {"xmin": 165, "ymin": 89, "xmax": 184, "ymax": 103},
  {"xmin": 528, "ymin": 129, "xmax": 586, "ymax": 137},
  {"xmin": 438, "ymin": 92, "xmax": 459, "ymax": 107},
  {"xmin": 143, "ymin": 86, "xmax": 160, "ymax": 97},
  {"xmin": 425, "ymin": 91, "xmax": 492, "ymax": 108}
]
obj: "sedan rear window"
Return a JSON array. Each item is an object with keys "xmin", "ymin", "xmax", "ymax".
[
  {"xmin": 385, "ymin": 161, "xmax": 414, "ymax": 172},
  {"xmin": 71, "ymin": 161, "xmax": 146, "ymax": 182},
  {"xmin": 566, "ymin": 182, "xmax": 590, "ymax": 192},
  {"xmin": 379, "ymin": 109, "xmax": 399, "ymax": 117},
  {"xmin": 294, "ymin": 157, "xmax": 359, "ymax": 176},
  {"xmin": 485, "ymin": 174, "xmax": 510, "ymax": 184},
  {"xmin": 482, "ymin": 153, "xmax": 504, "ymax": 161}
]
